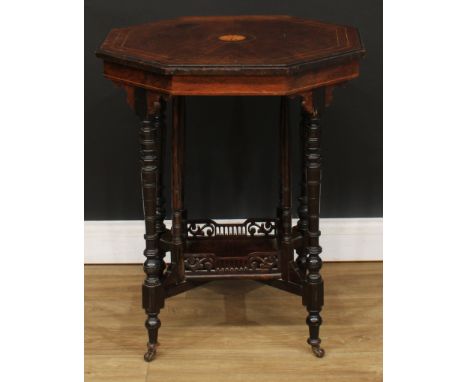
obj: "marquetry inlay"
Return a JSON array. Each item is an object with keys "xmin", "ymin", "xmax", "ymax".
[{"xmin": 218, "ymin": 34, "xmax": 247, "ymax": 42}]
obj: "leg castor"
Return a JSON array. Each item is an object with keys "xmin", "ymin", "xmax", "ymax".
[
  {"xmin": 311, "ymin": 345, "xmax": 325, "ymax": 358},
  {"xmin": 307, "ymin": 338, "xmax": 325, "ymax": 358},
  {"xmin": 144, "ymin": 342, "xmax": 157, "ymax": 362}
]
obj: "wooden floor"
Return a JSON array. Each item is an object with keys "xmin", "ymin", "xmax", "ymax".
[{"xmin": 85, "ymin": 262, "xmax": 382, "ymax": 382}]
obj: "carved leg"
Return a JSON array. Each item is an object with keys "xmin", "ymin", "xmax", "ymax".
[
  {"xmin": 300, "ymin": 91, "xmax": 325, "ymax": 358},
  {"xmin": 172, "ymin": 96, "xmax": 186, "ymax": 282},
  {"xmin": 134, "ymin": 88, "xmax": 167, "ymax": 362},
  {"xmin": 155, "ymin": 96, "xmax": 167, "ymax": 238},
  {"xmin": 296, "ymin": 97, "xmax": 309, "ymax": 275},
  {"xmin": 179, "ymin": 97, "xmax": 188, "ymax": 241},
  {"xmin": 279, "ymin": 96, "xmax": 293, "ymax": 281}
]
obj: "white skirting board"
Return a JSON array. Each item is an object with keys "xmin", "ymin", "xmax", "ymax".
[{"xmin": 84, "ymin": 218, "xmax": 382, "ymax": 264}]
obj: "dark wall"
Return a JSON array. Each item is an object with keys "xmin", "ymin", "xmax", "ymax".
[{"xmin": 85, "ymin": 0, "xmax": 382, "ymax": 220}]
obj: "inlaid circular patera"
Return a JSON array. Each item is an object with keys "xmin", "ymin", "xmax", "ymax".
[{"xmin": 218, "ymin": 34, "xmax": 247, "ymax": 42}]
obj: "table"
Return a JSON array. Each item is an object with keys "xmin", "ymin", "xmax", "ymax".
[{"xmin": 96, "ymin": 15, "xmax": 365, "ymax": 362}]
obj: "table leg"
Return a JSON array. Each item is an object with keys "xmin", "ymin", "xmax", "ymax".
[
  {"xmin": 279, "ymin": 96, "xmax": 293, "ymax": 281},
  {"xmin": 133, "ymin": 88, "xmax": 167, "ymax": 362},
  {"xmin": 300, "ymin": 91, "xmax": 325, "ymax": 358},
  {"xmin": 172, "ymin": 96, "xmax": 186, "ymax": 282},
  {"xmin": 296, "ymin": 100, "xmax": 309, "ymax": 275},
  {"xmin": 180, "ymin": 97, "xmax": 188, "ymax": 241}
]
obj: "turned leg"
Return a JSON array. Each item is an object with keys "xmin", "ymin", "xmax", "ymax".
[
  {"xmin": 172, "ymin": 96, "xmax": 186, "ymax": 282},
  {"xmin": 278, "ymin": 96, "xmax": 293, "ymax": 281},
  {"xmin": 179, "ymin": 97, "xmax": 188, "ymax": 241},
  {"xmin": 134, "ymin": 88, "xmax": 167, "ymax": 362},
  {"xmin": 300, "ymin": 91, "xmax": 325, "ymax": 358},
  {"xmin": 295, "ymin": 98, "xmax": 309, "ymax": 275}
]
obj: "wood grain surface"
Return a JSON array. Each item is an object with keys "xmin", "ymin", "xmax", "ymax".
[
  {"xmin": 97, "ymin": 15, "xmax": 364, "ymax": 76},
  {"xmin": 96, "ymin": 16, "xmax": 364, "ymax": 96},
  {"xmin": 85, "ymin": 262, "xmax": 382, "ymax": 382}
]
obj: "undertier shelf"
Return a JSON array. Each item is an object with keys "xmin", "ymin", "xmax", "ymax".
[{"xmin": 183, "ymin": 218, "xmax": 282, "ymax": 279}]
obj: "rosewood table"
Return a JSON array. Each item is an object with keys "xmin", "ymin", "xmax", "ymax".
[{"xmin": 96, "ymin": 15, "xmax": 365, "ymax": 362}]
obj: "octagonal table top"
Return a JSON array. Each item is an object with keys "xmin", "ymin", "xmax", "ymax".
[{"xmin": 97, "ymin": 15, "xmax": 364, "ymax": 76}]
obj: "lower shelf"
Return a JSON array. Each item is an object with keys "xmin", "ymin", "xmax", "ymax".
[
  {"xmin": 185, "ymin": 272, "xmax": 282, "ymax": 281},
  {"xmin": 184, "ymin": 236, "xmax": 280, "ymax": 277},
  {"xmin": 161, "ymin": 217, "xmax": 290, "ymax": 279}
]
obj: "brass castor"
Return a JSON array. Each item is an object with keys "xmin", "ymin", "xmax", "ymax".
[
  {"xmin": 311, "ymin": 345, "xmax": 325, "ymax": 358},
  {"xmin": 307, "ymin": 338, "xmax": 325, "ymax": 358},
  {"xmin": 144, "ymin": 343, "xmax": 157, "ymax": 362}
]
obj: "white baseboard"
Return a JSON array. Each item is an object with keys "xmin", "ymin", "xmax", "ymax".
[{"xmin": 84, "ymin": 218, "xmax": 382, "ymax": 263}]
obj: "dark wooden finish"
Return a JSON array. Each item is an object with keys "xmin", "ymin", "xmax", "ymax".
[
  {"xmin": 97, "ymin": 15, "xmax": 363, "ymax": 76},
  {"xmin": 279, "ymin": 97, "xmax": 293, "ymax": 282},
  {"xmin": 184, "ymin": 218, "xmax": 280, "ymax": 277},
  {"xmin": 171, "ymin": 96, "xmax": 185, "ymax": 283},
  {"xmin": 301, "ymin": 90, "xmax": 325, "ymax": 358},
  {"xmin": 97, "ymin": 15, "xmax": 364, "ymax": 96},
  {"xmin": 179, "ymin": 97, "xmax": 188, "ymax": 242},
  {"xmin": 296, "ymin": 94, "xmax": 309, "ymax": 277},
  {"xmin": 96, "ymin": 15, "xmax": 364, "ymax": 362},
  {"xmin": 134, "ymin": 88, "xmax": 167, "ymax": 362},
  {"xmin": 101, "ymin": 58, "xmax": 360, "ymax": 96}
]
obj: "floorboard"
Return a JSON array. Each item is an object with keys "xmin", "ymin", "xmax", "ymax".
[{"xmin": 85, "ymin": 262, "xmax": 382, "ymax": 382}]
